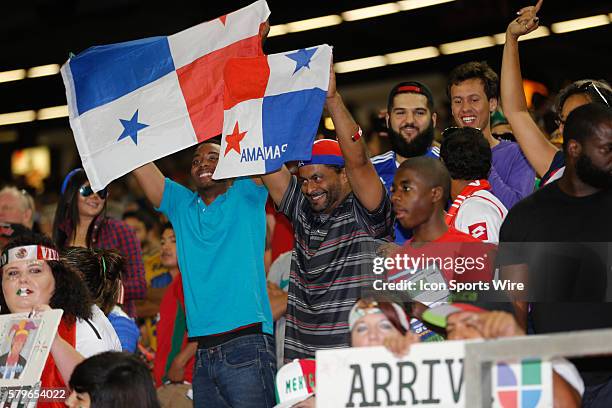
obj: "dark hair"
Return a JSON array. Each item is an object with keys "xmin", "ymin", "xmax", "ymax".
[
  {"xmin": 387, "ymin": 81, "xmax": 435, "ymax": 112},
  {"xmin": 52, "ymin": 169, "xmax": 106, "ymax": 249},
  {"xmin": 0, "ymin": 233, "xmax": 92, "ymax": 321},
  {"xmin": 195, "ymin": 136, "xmax": 222, "ymax": 151},
  {"xmin": 563, "ymin": 104, "xmax": 612, "ymax": 152},
  {"xmin": 440, "ymin": 127, "xmax": 492, "ymax": 180},
  {"xmin": 398, "ymin": 156, "xmax": 451, "ymax": 203},
  {"xmin": 378, "ymin": 302, "xmax": 408, "ymax": 335},
  {"xmin": 62, "ymin": 247, "xmax": 123, "ymax": 315},
  {"xmin": 122, "ymin": 210, "xmax": 155, "ymax": 231},
  {"xmin": 69, "ymin": 351, "xmax": 161, "ymax": 408},
  {"xmin": 447, "ymin": 61, "xmax": 499, "ymax": 101},
  {"xmin": 160, "ymin": 222, "xmax": 174, "ymax": 235},
  {"xmin": 555, "ymin": 79, "xmax": 612, "ymax": 116}
]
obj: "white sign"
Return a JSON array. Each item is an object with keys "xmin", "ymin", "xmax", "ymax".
[
  {"xmin": 316, "ymin": 340, "xmax": 553, "ymax": 407},
  {"xmin": 0, "ymin": 309, "xmax": 63, "ymax": 386},
  {"xmin": 316, "ymin": 341, "xmax": 465, "ymax": 407}
]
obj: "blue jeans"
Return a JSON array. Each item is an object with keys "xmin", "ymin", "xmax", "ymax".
[{"xmin": 192, "ymin": 334, "xmax": 277, "ymax": 408}]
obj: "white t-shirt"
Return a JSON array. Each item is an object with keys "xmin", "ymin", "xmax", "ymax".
[
  {"xmin": 75, "ymin": 305, "xmax": 122, "ymax": 358},
  {"xmin": 267, "ymin": 251, "xmax": 291, "ymax": 368},
  {"xmin": 454, "ymin": 190, "xmax": 508, "ymax": 243},
  {"xmin": 552, "ymin": 357, "xmax": 584, "ymax": 396}
]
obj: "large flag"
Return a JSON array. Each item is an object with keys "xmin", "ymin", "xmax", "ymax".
[
  {"xmin": 61, "ymin": 0, "xmax": 270, "ymax": 191},
  {"xmin": 213, "ymin": 45, "xmax": 332, "ymax": 179}
]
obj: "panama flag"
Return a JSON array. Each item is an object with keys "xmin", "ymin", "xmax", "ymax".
[
  {"xmin": 213, "ymin": 45, "xmax": 332, "ymax": 179},
  {"xmin": 61, "ymin": 1, "xmax": 270, "ymax": 191}
]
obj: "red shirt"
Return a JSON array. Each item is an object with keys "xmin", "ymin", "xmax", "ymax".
[
  {"xmin": 153, "ymin": 273, "xmax": 194, "ymax": 386},
  {"xmin": 388, "ymin": 227, "xmax": 494, "ymax": 283},
  {"xmin": 265, "ymin": 198, "xmax": 294, "ymax": 262}
]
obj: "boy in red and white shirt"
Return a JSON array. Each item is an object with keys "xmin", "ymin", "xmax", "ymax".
[{"xmin": 440, "ymin": 127, "xmax": 508, "ymax": 243}]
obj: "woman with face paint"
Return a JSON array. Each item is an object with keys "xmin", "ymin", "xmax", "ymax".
[{"xmin": 0, "ymin": 233, "xmax": 94, "ymax": 407}]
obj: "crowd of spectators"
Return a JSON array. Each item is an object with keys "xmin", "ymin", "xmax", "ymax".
[{"xmin": 0, "ymin": 2, "xmax": 611, "ymax": 407}]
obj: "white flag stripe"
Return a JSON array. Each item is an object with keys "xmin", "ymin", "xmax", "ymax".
[
  {"xmin": 214, "ymin": 98, "xmax": 266, "ymax": 179},
  {"xmin": 264, "ymin": 45, "xmax": 332, "ymax": 98},
  {"xmin": 75, "ymin": 72, "xmax": 198, "ymax": 190},
  {"xmin": 169, "ymin": 0, "xmax": 270, "ymax": 69}
]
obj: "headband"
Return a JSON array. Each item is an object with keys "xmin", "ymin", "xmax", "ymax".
[
  {"xmin": 348, "ymin": 300, "xmax": 410, "ymax": 332},
  {"xmin": 0, "ymin": 245, "xmax": 60, "ymax": 268},
  {"xmin": 60, "ymin": 168, "xmax": 83, "ymax": 195}
]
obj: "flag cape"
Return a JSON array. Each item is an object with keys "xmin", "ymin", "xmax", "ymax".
[
  {"xmin": 61, "ymin": 0, "xmax": 270, "ymax": 191},
  {"xmin": 213, "ymin": 45, "xmax": 332, "ymax": 179}
]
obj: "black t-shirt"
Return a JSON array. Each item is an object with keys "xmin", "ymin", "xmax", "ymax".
[{"xmin": 499, "ymin": 181, "xmax": 612, "ymax": 385}]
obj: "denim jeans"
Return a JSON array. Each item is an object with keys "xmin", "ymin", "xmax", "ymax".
[{"xmin": 192, "ymin": 333, "xmax": 277, "ymax": 408}]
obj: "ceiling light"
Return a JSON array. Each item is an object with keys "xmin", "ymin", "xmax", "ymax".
[
  {"xmin": 342, "ymin": 3, "xmax": 400, "ymax": 22},
  {"xmin": 268, "ymin": 24, "xmax": 288, "ymax": 37},
  {"xmin": 37, "ymin": 105, "xmax": 69, "ymax": 120},
  {"xmin": 551, "ymin": 15, "xmax": 609, "ymax": 34},
  {"xmin": 0, "ymin": 69, "xmax": 26, "ymax": 84},
  {"xmin": 397, "ymin": 0, "xmax": 455, "ymax": 12},
  {"xmin": 439, "ymin": 36, "xmax": 495, "ymax": 55},
  {"xmin": 324, "ymin": 117, "xmax": 335, "ymax": 130},
  {"xmin": 27, "ymin": 64, "xmax": 60, "ymax": 78},
  {"xmin": 286, "ymin": 15, "xmax": 342, "ymax": 33},
  {"xmin": 0, "ymin": 110, "xmax": 36, "ymax": 126},
  {"xmin": 334, "ymin": 56, "xmax": 387, "ymax": 74},
  {"xmin": 386, "ymin": 46, "xmax": 439, "ymax": 64}
]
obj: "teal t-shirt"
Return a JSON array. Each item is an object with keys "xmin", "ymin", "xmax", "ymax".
[{"xmin": 157, "ymin": 177, "xmax": 273, "ymax": 336}]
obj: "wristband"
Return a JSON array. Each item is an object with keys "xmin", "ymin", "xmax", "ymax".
[{"xmin": 351, "ymin": 126, "xmax": 362, "ymax": 142}]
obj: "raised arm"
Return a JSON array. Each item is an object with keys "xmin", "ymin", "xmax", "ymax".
[
  {"xmin": 132, "ymin": 163, "xmax": 165, "ymax": 208},
  {"xmin": 261, "ymin": 166, "xmax": 292, "ymax": 207},
  {"xmin": 326, "ymin": 66, "xmax": 385, "ymax": 212},
  {"xmin": 501, "ymin": 0, "xmax": 557, "ymax": 177}
]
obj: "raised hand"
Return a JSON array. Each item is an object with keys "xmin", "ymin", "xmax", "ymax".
[
  {"xmin": 326, "ymin": 61, "xmax": 337, "ymax": 99},
  {"xmin": 506, "ymin": 0, "xmax": 543, "ymax": 40},
  {"xmin": 382, "ymin": 332, "xmax": 420, "ymax": 357}
]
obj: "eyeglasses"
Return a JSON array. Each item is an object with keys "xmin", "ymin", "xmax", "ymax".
[{"xmin": 79, "ymin": 185, "xmax": 108, "ymax": 200}]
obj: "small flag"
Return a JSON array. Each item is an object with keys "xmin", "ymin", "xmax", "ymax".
[
  {"xmin": 61, "ymin": 0, "xmax": 270, "ymax": 191},
  {"xmin": 213, "ymin": 45, "xmax": 332, "ymax": 179}
]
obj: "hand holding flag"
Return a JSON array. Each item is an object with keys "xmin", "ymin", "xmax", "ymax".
[
  {"xmin": 213, "ymin": 45, "xmax": 333, "ymax": 179},
  {"xmin": 61, "ymin": 1, "xmax": 270, "ymax": 191}
]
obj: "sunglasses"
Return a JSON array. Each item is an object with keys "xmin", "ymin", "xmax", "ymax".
[
  {"xmin": 79, "ymin": 185, "xmax": 108, "ymax": 199},
  {"xmin": 556, "ymin": 82, "xmax": 610, "ymax": 127}
]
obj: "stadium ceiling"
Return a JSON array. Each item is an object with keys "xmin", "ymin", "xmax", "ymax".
[{"xmin": 0, "ymin": 0, "xmax": 610, "ymax": 131}]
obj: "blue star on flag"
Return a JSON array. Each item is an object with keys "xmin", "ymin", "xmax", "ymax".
[
  {"xmin": 117, "ymin": 110, "xmax": 148, "ymax": 145},
  {"xmin": 285, "ymin": 48, "xmax": 317, "ymax": 74}
]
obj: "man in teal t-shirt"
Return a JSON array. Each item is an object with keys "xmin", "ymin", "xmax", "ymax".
[{"xmin": 132, "ymin": 139, "xmax": 275, "ymax": 408}]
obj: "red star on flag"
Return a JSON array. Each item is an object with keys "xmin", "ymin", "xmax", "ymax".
[{"xmin": 225, "ymin": 122, "xmax": 247, "ymax": 156}]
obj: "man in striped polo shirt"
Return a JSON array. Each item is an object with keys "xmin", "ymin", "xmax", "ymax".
[
  {"xmin": 371, "ymin": 81, "xmax": 440, "ymax": 244},
  {"xmin": 262, "ymin": 68, "xmax": 394, "ymax": 361}
]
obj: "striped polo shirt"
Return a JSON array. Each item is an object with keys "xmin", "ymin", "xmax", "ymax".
[{"xmin": 280, "ymin": 176, "xmax": 394, "ymax": 361}]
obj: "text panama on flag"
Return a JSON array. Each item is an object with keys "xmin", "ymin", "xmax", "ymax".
[
  {"xmin": 61, "ymin": 0, "xmax": 270, "ymax": 191},
  {"xmin": 213, "ymin": 45, "xmax": 332, "ymax": 179}
]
